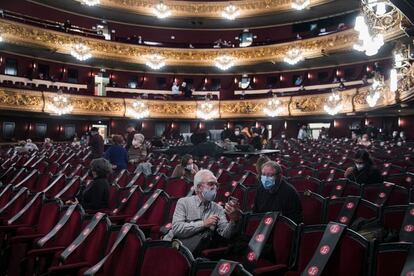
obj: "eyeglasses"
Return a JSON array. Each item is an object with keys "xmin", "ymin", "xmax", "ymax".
[{"xmin": 201, "ymin": 181, "xmax": 218, "ymax": 188}]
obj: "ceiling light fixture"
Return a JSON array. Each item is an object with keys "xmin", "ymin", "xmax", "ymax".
[
  {"xmin": 80, "ymin": 0, "xmax": 100, "ymax": 6},
  {"xmin": 366, "ymin": 73, "xmax": 385, "ymax": 107},
  {"xmin": 70, "ymin": 43, "xmax": 92, "ymax": 61},
  {"xmin": 196, "ymin": 98, "xmax": 219, "ymax": 120},
  {"xmin": 145, "ymin": 54, "xmax": 166, "ymax": 70},
  {"xmin": 153, "ymin": 2, "xmax": 171, "ymax": 19},
  {"xmin": 324, "ymin": 89, "xmax": 343, "ymax": 116},
  {"xmin": 222, "ymin": 4, "xmax": 240, "ymax": 20},
  {"xmin": 263, "ymin": 94, "xmax": 283, "ymax": 117},
  {"xmin": 291, "ymin": 0, "xmax": 310, "ymax": 10},
  {"xmin": 214, "ymin": 55, "xmax": 235, "ymax": 71},
  {"xmin": 127, "ymin": 98, "xmax": 150, "ymax": 119},
  {"xmin": 48, "ymin": 90, "xmax": 73, "ymax": 116},
  {"xmin": 283, "ymin": 48, "xmax": 304, "ymax": 65}
]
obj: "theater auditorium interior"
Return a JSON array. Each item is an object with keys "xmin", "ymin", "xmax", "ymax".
[{"xmin": 1, "ymin": 0, "xmax": 414, "ymax": 275}]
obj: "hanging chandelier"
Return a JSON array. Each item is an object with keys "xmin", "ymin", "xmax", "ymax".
[
  {"xmin": 214, "ymin": 55, "xmax": 235, "ymax": 71},
  {"xmin": 0, "ymin": 35, "xmax": 3, "ymax": 42},
  {"xmin": 48, "ymin": 90, "xmax": 73, "ymax": 116},
  {"xmin": 263, "ymin": 94, "xmax": 283, "ymax": 117},
  {"xmin": 353, "ymin": 0, "xmax": 400, "ymax": 56},
  {"xmin": 70, "ymin": 43, "xmax": 92, "ymax": 61},
  {"xmin": 145, "ymin": 54, "xmax": 166, "ymax": 70},
  {"xmin": 153, "ymin": 2, "xmax": 171, "ymax": 19},
  {"xmin": 291, "ymin": 0, "xmax": 310, "ymax": 10},
  {"xmin": 366, "ymin": 73, "xmax": 385, "ymax": 107},
  {"xmin": 80, "ymin": 0, "xmax": 100, "ymax": 6},
  {"xmin": 324, "ymin": 89, "xmax": 343, "ymax": 116},
  {"xmin": 196, "ymin": 98, "xmax": 219, "ymax": 120},
  {"xmin": 127, "ymin": 98, "xmax": 150, "ymax": 119},
  {"xmin": 283, "ymin": 48, "xmax": 304, "ymax": 65},
  {"xmin": 222, "ymin": 4, "xmax": 240, "ymax": 20}
]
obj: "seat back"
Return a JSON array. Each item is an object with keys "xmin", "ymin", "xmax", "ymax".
[
  {"xmin": 111, "ymin": 185, "xmax": 145, "ymax": 218},
  {"xmin": 164, "ymin": 177, "xmax": 192, "ymax": 198},
  {"xmin": 43, "ymin": 174, "xmax": 66, "ymax": 198},
  {"xmin": 373, "ymin": 242, "xmax": 411, "ymax": 276},
  {"xmin": 54, "ymin": 176, "xmax": 81, "ymax": 202},
  {"xmin": 362, "ymin": 183, "xmax": 409, "ymax": 206},
  {"xmin": 190, "ymin": 260, "xmax": 252, "ymax": 276},
  {"xmin": 287, "ymin": 176, "xmax": 322, "ymax": 193},
  {"xmin": 134, "ymin": 190, "xmax": 171, "ymax": 227},
  {"xmin": 381, "ymin": 205, "xmax": 407, "ymax": 233},
  {"xmin": 139, "ymin": 240, "xmax": 194, "ymax": 276},
  {"xmin": 298, "ymin": 191, "xmax": 326, "ymax": 225},
  {"xmin": 271, "ymin": 215, "xmax": 297, "ymax": 266},
  {"xmin": 33, "ymin": 173, "xmax": 52, "ymax": 192}
]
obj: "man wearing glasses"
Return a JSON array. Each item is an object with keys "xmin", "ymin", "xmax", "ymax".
[
  {"xmin": 164, "ymin": 169, "xmax": 241, "ymax": 254},
  {"xmin": 254, "ymin": 161, "xmax": 303, "ymax": 223}
]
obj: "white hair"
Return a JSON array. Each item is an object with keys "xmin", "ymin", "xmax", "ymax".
[{"xmin": 193, "ymin": 169, "xmax": 216, "ymax": 190}]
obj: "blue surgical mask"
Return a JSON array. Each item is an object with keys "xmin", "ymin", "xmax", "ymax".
[
  {"xmin": 202, "ymin": 188, "xmax": 217, "ymax": 202},
  {"xmin": 261, "ymin": 175, "xmax": 276, "ymax": 190}
]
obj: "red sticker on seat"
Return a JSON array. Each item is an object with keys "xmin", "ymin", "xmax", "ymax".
[
  {"xmin": 308, "ymin": 266, "xmax": 319, "ymax": 276},
  {"xmin": 320, "ymin": 245, "xmax": 330, "ymax": 255},
  {"xmin": 218, "ymin": 262, "xmax": 231, "ymax": 275}
]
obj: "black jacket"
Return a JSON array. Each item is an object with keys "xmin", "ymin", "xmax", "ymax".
[
  {"xmin": 346, "ymin": 165, "xmax": 382, "ymax": 185},
  {"xmin": 79, "ymin": 177, "xmax": 109, "ymax": 211},
  {"xmin": 253, "ymin": 179, "xmax": 303, "ymax": 224}
]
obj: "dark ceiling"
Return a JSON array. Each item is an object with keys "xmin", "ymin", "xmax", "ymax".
[
  {"xmin": 27, "ymin": 0, "xmax": 360, "ymax": 29},
  {"xmin": 0, "ymin": 40, "xmax": 394, "ymax": 74}
]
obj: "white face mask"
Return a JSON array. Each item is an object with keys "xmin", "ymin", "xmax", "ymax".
[
  {"xmin": 355, "ymin": 163, "xmax": 365, "ymax": 171},
  {"xmin": 281, "ymin": 135, "xmax": 286, "ymax": 139},
  {"xmin": 186, "ymin": 164, "xmax": 193, "ymax": 170},
  {"xmin": 235, "ymin": 131, "xmax": 240, "ymax": 135}
]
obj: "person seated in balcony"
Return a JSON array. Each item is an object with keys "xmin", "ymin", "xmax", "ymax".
[
  {"xmin": 319, "ymin": 127, "xmax": 329, "ymax": 140},
  {"xmin": 171, "ymin": 154, "xmax": 199, "ymax": 181},
  {"xmin": 345, "ymin": 149, "xmax": 382, "ymax": 185},
  {"xmin": 164, "ymin": 169, "xmax": 241, "ymax": 256},
  {"xmin": 104, "ymin": 134, "xmax": 128, "ymax": 171},
  {"xmin": 128, "ymin": 133, "xmax": 147, "ymax": 163},
  {"xmin": 297, "ymin": 124, "xmax": 309, "ymax": 140},
  {"xmin": 254, "ymin": 161, "xmax": 303, "ymax": 224},
  {"xmin": 67, "ymin": 158, "xmax": 111, "ymax": 211},
  {"xmin": 357, "ymin": 134, "xmax": 372, "ymax": 147},
  {"xmin": 180, "ymin": 82, "xmax": 194, "ymax": 98},
  {"xmin": 171, "ymin": 80, "xmax": 180, "ymax": 97}
]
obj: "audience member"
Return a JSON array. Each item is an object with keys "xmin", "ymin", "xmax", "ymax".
[
  {"xmin": 171, "ymin": 81, "xmax": 180, "ymax": 97},
  {"xmin": 297, "ymin": 125, "xmax": 308, "ymax": 140},
  {"xmin": 164, "ymin": 170, "xmax": 241, "ymax": 255},
  {"xmin": 71, "ymin": 137, "xmax": 81, "ymax": 147},
  {"xmin": 253, "ymin": 161, "xmax": 303, "ymax": 223},
  {"xmin": 319, "ymin": 127, "xmax": 329, "ymax": 139},
  {"xmin": 24, "ymin": 139, "xmax": 39, "ymax": 152},
  {"xmin": 88, "ymin": 127, "xmax": 104, "ymax": 158},
  {"xmin": 365, "ymin": 121, "xmax": 378, "ymax": 139},
  {"xmin": 104, "ymin": 135, "xmax": 128, "ymax": 170},
  {"xmin": 128, "ymin": 133, "xmax": 147, "ymax": 163},
  {"xmin": 43, "ymin": 137, "xmax": 53, "ymax": 149},
  {"xmin": 250, "ymin": 132, "xmax": 262, "ymax": 150},
  {"xmin": 357, "ymin": 133, "xmax": 372, "ymax": 147},
  {"xmin": 67, "ymin": 158, "xmax": 111, "ymax": 211},
  {"xmin": 345, "ymin": 149, "xmax": 382, "ymax": 184},
  {"xmin": 181, "ymin": 82, "xmax": 193, "ymax": 98},
  {"xmin": 231, "ymin": 127, "xmax": 246, "ymax": 144},
  {"xmin": 171, "ymin": 154, "xmax": 199, "ymax": 181},
  {"xmin": 255, "ymin": 155, "xmax": 270, "ymax": 176},
  {"xmin": 125, "ymin": 125, "xmax": 136, "ymax": 150}
]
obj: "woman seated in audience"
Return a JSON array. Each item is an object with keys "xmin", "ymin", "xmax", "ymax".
[
  {"xmin": 67, "ymin": 158, "xmax": 111, "ymax": 211},
  {"xmin": 104, "ymin": 134, "xmax": 128, "ymax": 170},
  {"xmin": 345, "ymin": 149, "xmax": 382, "ymax": 184},
  {"xmin": 171, "ymin": 154, "xmax": 199, "ymax": 182},
  {"xmin": 24, "ymin": 139, "xmax": 39, "ymax": 152},
  {"xmin": 357, "ymin": 133, "xmax": 372, "ymax": 147},
  {"xmin": 43, "ymin": 137, "xmax": 53, "ymax": 149},
  {"xmin": 128, "ymin": 133, "xmax": 147, "ymax": 163}
]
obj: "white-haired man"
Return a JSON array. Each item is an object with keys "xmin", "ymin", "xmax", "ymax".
[{"xmin": 164, "ymin": 169, "xmax": 241, "ymax": 253}]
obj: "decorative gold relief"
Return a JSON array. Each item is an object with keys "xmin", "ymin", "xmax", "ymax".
[
  {"xmin": 0, "ymin": 86, "xmax": 406, "ymax": 118},
  {"xmin": 0, "ymin": 19, "xmax": 403, "ymax": 67},
  {"xmin": 82, "ymin": 0, "xmax": 330, "ymax": 18}
]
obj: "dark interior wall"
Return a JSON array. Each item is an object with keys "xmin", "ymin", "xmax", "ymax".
[{"xmin": 1, "ymin": 113, "xmax": 411, "ymax": 142}]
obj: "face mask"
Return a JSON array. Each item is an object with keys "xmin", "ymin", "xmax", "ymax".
[
  {"xmin": 400, "ymin": 133, "xmax": 405, "ymax": 138},
  {"xmin": 202, "ymin": 187, "xmax": 217, "ymax": 202},
  {"xmin": 397, "ymin": 142, "xmax": 402, "ymax": 147},
  {"xmin": 235, "ymin": 131, "xmax": 240, "ymax": 135},
  {"xmin": 355, "ymin": 164, "xmax": 365, "ymax": 171},
  {"xmin": 281, "ymin": 135, "xmax": 286, "ymax": 139},
  {"xmin": 393, "ymin": 132, "xmax": 398, "ymax": 137},
  {"xmin": 261, "ymin": 175, "xmax": 276, "ymax": 190},
  {"xmin": 186, "ymin": 164, "xmax": 193, "ymax": 170},
  {"xmin": 362, "ymin": 138, "xmax": 368, "ymax": 142}
]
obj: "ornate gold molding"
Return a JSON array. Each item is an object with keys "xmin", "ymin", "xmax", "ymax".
[
  {"xmin": 0, "ymin": 86, "xmax": 400, "ymax": 118},
  {"xmin": 0, "ymin": 19, "xmax": 403, "ymax": 67},
  {"xmin": 75, "ymin": 0, "xmax": 329, "ymax": 18}
]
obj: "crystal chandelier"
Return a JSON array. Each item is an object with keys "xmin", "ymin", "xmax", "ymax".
[
  {"xmin": 366, "ymin": 73, "xmax": 385, "ymax": 107},
  {"xmin": 283, "ymin": 48, "xmax": 304, "ymax": 65},
  {"xmin": 263, "ymin": 94, "xmax": 283, "ymax": 117},
  {"xmin": 291, "ymin": 0, "xmax": 310, "ymax": 10},
  {"xmin": 70, "ymin": 43, "xmax": 92, "ymax": 61},
  {"xmin": 145, "ymin": 54, "xmax": 166, "ymax": 70},
  {"xmin": 48, "ymin": 90, "xmax": 73, "ymax": 116},
  {"xmin": 80, "ymin": 0, "xmax": 100, "ymax": 6},
  {"xmin": 196, "ymin": 98, "xmax": 219, "ymax": 120},
  {"xmin": 214, "ymin": 55, "xmax": 235, "ymax": 71},
  {"xmin": 153, "ymin": 2, "xmax": 171, "ymax": 19},
  {"xmin": 324, "ymin": 89, "xmax": 343, "ymax": 116},
  {"xmin": 222, "ymin": 4, "xmax": 240, "ymax": 20},
  {"xmin": 127, "ymin": 98, "xmax": 150, "ymax": 119},
  {"xmin": 353, "ymin": 0, "xmax": 399, "ymax": 56},
  {"xmin": 0, "ymin": 35, "xmax": 3, "ymax": 42}
]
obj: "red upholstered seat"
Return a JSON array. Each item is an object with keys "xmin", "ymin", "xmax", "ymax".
[
  {"xmin": 113, "ymin": 169, "xmax": 130, "ymax": 188},
  {"xmin": 190, "ymin": 260, "xmax": 252, "ymax": 276},
  {"xmin": 32, "ymin": 173, "xmax": 52, "ymax": 192},
  {"xmin": 126, "ymin": 172, "xmax": 146, "ymax": 188},
  {"xmin": 372, "ymin": 242, "xmax": 411, "ymax": 276},
  {"xmin": 287, "ymin": 176, "xmax": 322, "ymax": 193},
  {"xmin": 287, "ymin": 165, "xmax": 316, "ymax": 178},
  {"xmin": 109, "ymin": 185, "xmax": 146, "ymax": 223},
  {"xmin": 298, "ymin": 191, "xmax": 326, "ymax": 225},
  {"xmin": 362, "ymin": 183, "xmax": 409, "ymax": 206},
  {"xmin": 42, "ymin": 174, "xmax": 67, "ymax": 198},
  {"xmin": 381, "ymin": 205, "xmax": 407, "ymax": 234},
  {"xmin": 385, "ymin": 173, "xmax": 414, "ymax": 189},
  {"xmin": 320, "ymin": 178, "xmax": 362, "ymax": 198},
  {"xmin": 139, "ymin": 240, "xmax": 194, "ymax": 276},
  {"xmin": 164, "ymin": 177, "xmax": 192, "ymax": 198},
  {"xmin": 54, "ymin": 176, "xmax": 82, "ymax": 202},
  {"xmin": 0, "ymin": 188, "xmax": 30, "ymax": 225}
]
